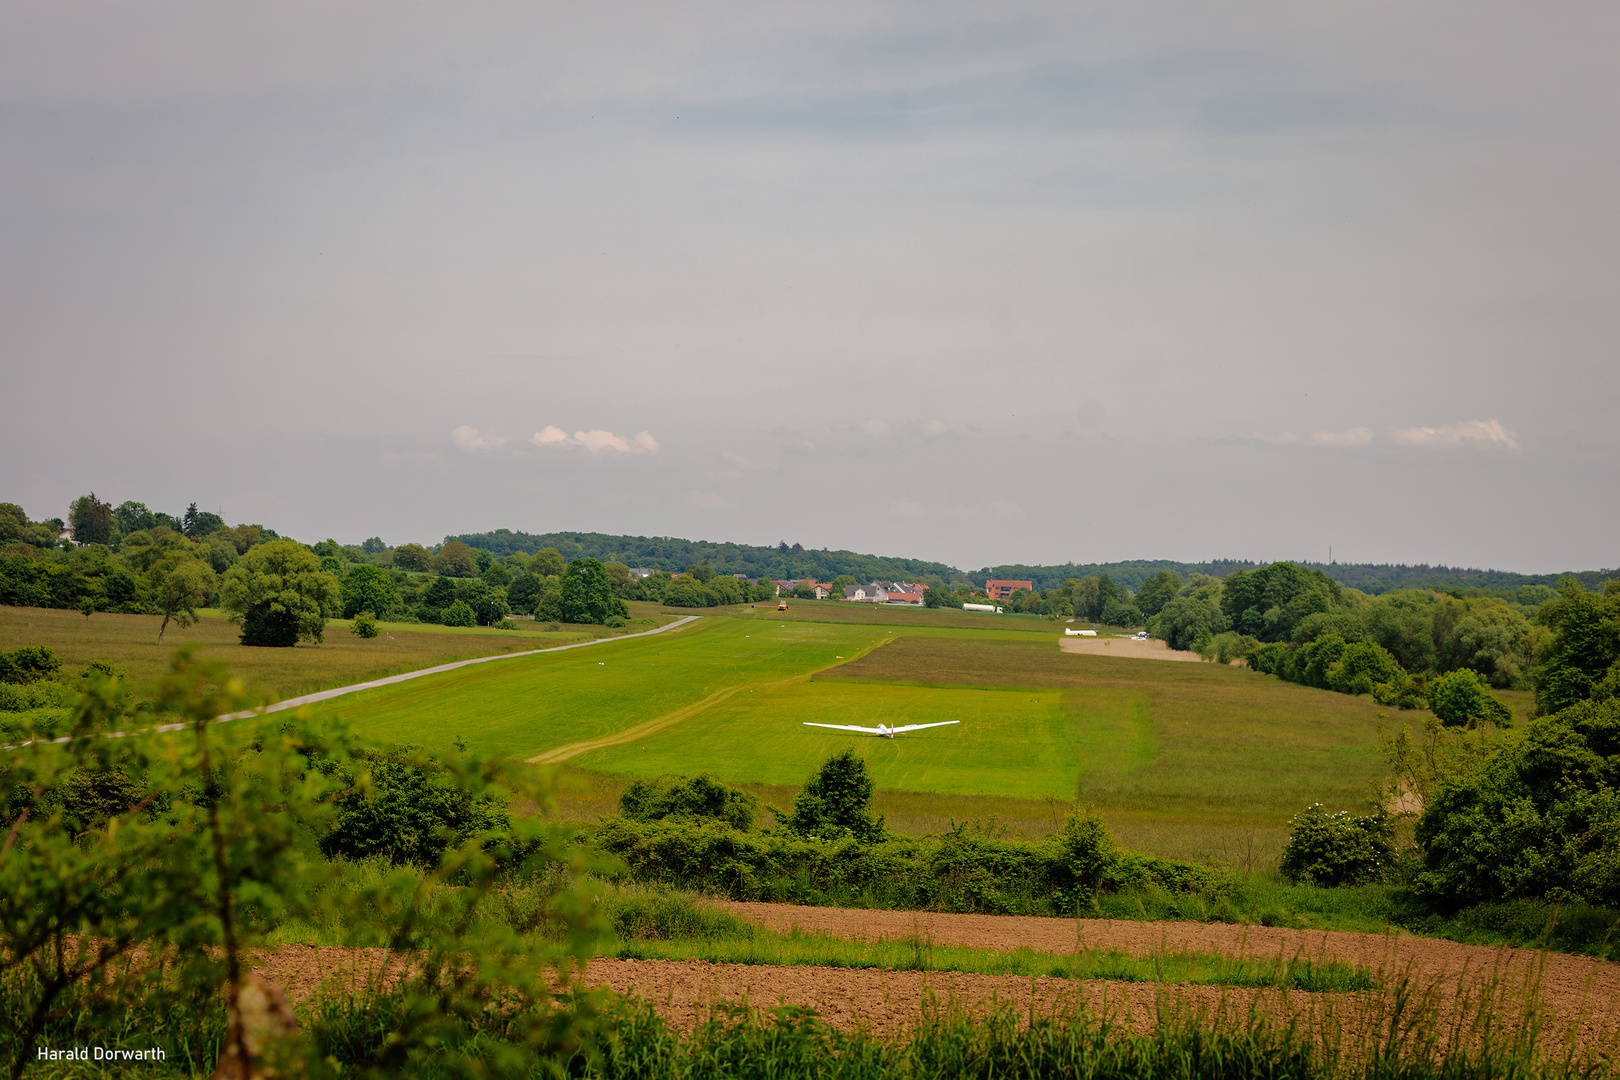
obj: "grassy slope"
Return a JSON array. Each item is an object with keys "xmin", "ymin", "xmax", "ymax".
[{"xmin": 0, "ymin": 606, "xmax": 606, "ymax": 699}]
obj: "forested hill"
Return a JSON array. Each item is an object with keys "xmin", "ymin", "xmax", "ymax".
[
  {"xmin": 446, "ymin": 530, "xmax": 958, "ymax": 585},
  {"xmin": 974, "ymin": 560, "xmax": 1620, "ymax": 595},
  {"xmin": 449, "ymin": 529, "xmax": 1615, "ymax": 597}
]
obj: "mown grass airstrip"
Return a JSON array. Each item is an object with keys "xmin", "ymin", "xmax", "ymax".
[
  {"xmin": 303, "ymin": 608, "xmax": 1403, "ymax": 867},
  {"xmin": 318, "ymin": 617, "xmax": 905, "ymax": 759}
]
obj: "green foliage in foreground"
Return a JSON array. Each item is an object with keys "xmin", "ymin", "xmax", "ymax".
[
  {"xmin": 5, "ymin": 967, "xmax": 1607, "ymax": 1080},
  {"xmin": 1417, "ymin": 696, "xmax": 1620, "ymax": 908},
  {"xmin": 0, "ymin": 651, "xmax": 605, "ymax": 1080}
]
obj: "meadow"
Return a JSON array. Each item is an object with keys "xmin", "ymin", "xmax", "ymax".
[
  {"xmin": 317, "ymin": 617, "xmax": 905, "ymax": 759},
  {"xmin": 0, "ymin": 605, "xmax": 663, "ymax": 700},
  {"xmin": 304, "ymin": 607, "xmax": 1408, "ymax": 867}
]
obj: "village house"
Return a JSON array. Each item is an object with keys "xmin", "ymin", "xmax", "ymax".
[
  {"xmin": 985, "ymin": 579, "xmax": 1034, "ymax": 600},
  {"xmin": 842, "ymin": 581, "xmax": 926, "ymax": 605}
]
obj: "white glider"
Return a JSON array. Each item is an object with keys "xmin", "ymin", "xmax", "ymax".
[{"xmin": 802, "ymin": 721, "xmax": 960, "ymax": 739}]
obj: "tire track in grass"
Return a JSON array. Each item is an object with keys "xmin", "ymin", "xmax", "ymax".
[
  {"xmin": 526, "ymin": 635, "xmax": 901, "ymax": 765},
  {"xmin": 526, "ymin": 683, "xmax": 753, "ymax": 764}
]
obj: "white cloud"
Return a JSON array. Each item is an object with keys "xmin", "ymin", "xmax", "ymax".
[
  {"xmin": 1391, "ymin": 419, "xmax": 1521, "ymax": 452},
  {"xmin": 1309, "ymin": 427, "xmax": 1373, "ymax": 447},
  {"xmin": 450, "ymin": 425, "xmax": 506, "ymax": 452},
  {"xmin": 922, "ymin": 419, "xmax": 948, "ymax": 437},
  {"xmin": 529, "ymin": 426, "xmax": 660, "ymax": 454},
  {"xmin": 891, "ymin": 498, "xmax": 925, "ymax": 518},
  {"xmin": 1249, "ymin": 432, "xmax": 1299, "ymax": 445},
  {"xmin": 860, "ymin": 419, "xmax": 891, "ymax": 438}
]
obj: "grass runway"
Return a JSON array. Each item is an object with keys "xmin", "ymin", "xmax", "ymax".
[
  {"xmin": 304, "ymin": 610, "xmax": 1400, "ymax": 865},
  {"xmin": 4, "ymin": 601, "xmax": 1406, "ymax": 866}
]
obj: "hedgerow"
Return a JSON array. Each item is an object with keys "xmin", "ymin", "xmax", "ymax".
[{"xmin": 588, "ymin": 809, "xmax": 1229, "ymax": 916}]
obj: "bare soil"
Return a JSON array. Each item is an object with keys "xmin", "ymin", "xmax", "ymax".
[
  {"xmin": 1058, "ymin": 636, "xmax": 1205, "ymax": 661},
  {"xmin": 248, "ymin": 903, "xmax": 1620, "ymax": 1053},
  {"xmin": 707, "ymin": 902, "xmax": 1620, "ymax": 1046}
]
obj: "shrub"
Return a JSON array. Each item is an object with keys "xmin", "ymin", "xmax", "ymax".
[
  {"xmin": 605, "ymin": 614, "xmax": 628, "ymax": 628},
  {"xmin": 1327, "ymin": 641, "xmax": 1404, "ymax": 697},
  {"xmin": 782, "ymin": 747, "xmax": 886, "ymax": 843},
  {"xmin": 1280, "ymin": 803, "xmax": 1395, "ymax": 886},
  {"xmin": 620, "ymin": 774, "xmax": 759, "ymax": 831},
  {"xmin": 1415, "ymin": 697, "xmax": 1620, "ymax": 907},
  {"xmin": 0, "ymin": 644, "xmax": 62, "ymax": 684},
  {"xmin": 350, "ymin": 611, "xmax": 380, "ymax": 638},
  {"xmin": 319, "ymin": 745, "xmax": 511, "ymax": 867},
  {"xmin": 590, "ymin": 807, "xmax": 1226, "ymax": 914},
  {"xmin": 1429, "ymin": 669, "xmax": 1513, "ymax": 727},
  {"xmin": 440, "ymin": 599, "xmax": 477, "ymax": 627}
]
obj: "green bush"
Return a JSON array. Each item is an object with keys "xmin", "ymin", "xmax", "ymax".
[
  {"xmin": 0, "ymin": 644, "xmax": 61, "ymax": 684},
  {"xmin": 440, "ymin": 599, "xmax": 477, "ymax": 627},
  {"xmin": 1428, "ymin": 669, "xmax": 1513, "ymax": 727},
  {"xmin": 1415, "ymin": 697, "xmax": 1620, "ymax": 907},
  {"xmin": 620, "ymin": 773, "xmax": 759, "ymax": 831},
  {"xmin": 591, "ymin": 807, "xmax": 1226, "ymax": 915},
  {"xmin": 349, "ymin": 610, "xmax": 380, "ymax": 638},
  {"xmin": 1279, "ymin": 803, "xmax": 1395, "ymax": 886},
  {"xmin": 781, "ymin": 747, "xmax": 887, "ymax": 843},
  {"xmin": 318, "ymin": 745, "xmax": 511, "ymax": 868},
  {"xmin": 0, "ymin": 679, "xmax": 65, "ymax": 711},
  {"xmin": 1327, "ymin": 641, "xmax": 1403, "ymax": 696}
]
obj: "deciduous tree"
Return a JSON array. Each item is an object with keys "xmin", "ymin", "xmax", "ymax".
[
  {"xmin": 148, "ymin": 550, "xmax": 216, "ymax": 644},
  {"xmin": 341, "ymin": 564, "xmax": 398, "ymax": 619},
  {"xmin": 558, "ymin": 557, "xmax": 627, "ymax": 624},
  {"xmin": 432, "ymin": 540, "xmax": 478, "ymax": 578},
  {"xmin": 392, "ymin": 542, "xmax": 431, "ymax": 571},
  {"xmin": 68, "ymin": 493, "xmax": 113, "ymax": 546},
  {"xmin": 220, "ymin": 539, "xmax": 341, "ymax": 647}
]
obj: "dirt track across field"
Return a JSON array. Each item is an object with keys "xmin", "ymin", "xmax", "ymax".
[{"xmin": 1058, "ymin": 636, "xmax": 1206, "ymax": 661}]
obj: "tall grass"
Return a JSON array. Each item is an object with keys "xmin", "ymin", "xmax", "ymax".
[{"xmin": 300, "ymin": 972, "xmax": 1620, "ymax": 1079}]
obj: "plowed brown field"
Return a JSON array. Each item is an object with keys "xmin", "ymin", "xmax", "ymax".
[{"xmin": 250, "ymin": 903, "xmax": 1620, "ymax": 1052}]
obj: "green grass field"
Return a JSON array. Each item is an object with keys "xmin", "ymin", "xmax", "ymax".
[
  {"xmin": 0, "ymin": 605, "xmax": 659, "ymax": 700},
  {"xmin": 301, "ymin": 607, "xmax": 1406, "ymax": 868},
  {"xmin": 3, "ymin": 598, "xmax": 1416, "ymax": 871},
  {"xmin": 318, "ymin": 617, "xmax": 903, "ymax": 759}
]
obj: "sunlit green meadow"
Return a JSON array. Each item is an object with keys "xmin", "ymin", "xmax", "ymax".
[{"xmin": 308, "ymin": 608, "xmax": 1401, "ymax": 866}]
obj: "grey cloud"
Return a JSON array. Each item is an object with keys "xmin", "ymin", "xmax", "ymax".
[{"xmin": 1, "ymin": 3, "xmax": 1614, "ymax": 570}]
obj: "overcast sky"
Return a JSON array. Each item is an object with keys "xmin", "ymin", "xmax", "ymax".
[{"xmin": 3, "ymin": 2, "xmax": 1616, "ymax": 573}]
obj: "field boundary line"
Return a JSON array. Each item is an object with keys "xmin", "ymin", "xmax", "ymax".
[
  {"xmin": 526, "ymin": 683, "xmax": 752, "ymax": 765},
  {"xmin": 528, "ymin": 634, "xmax": 909, "ymax": 764},
  {"xmin": 7, "ymin": 615, "xmax": 702, "ymax": 750}
]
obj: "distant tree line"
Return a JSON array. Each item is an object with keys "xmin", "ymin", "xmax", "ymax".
[{"xmin": 447, "ymin": 529, "xmax": 966, "ymax": 589}]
